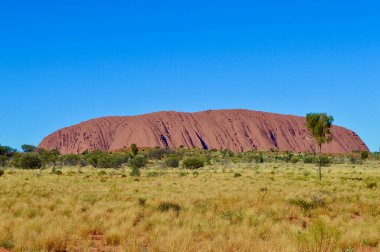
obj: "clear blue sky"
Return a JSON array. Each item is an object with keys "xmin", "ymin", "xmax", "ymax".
[{"xmin": 0, "ymin": 1, "xmax": 379, "ymax": 151}]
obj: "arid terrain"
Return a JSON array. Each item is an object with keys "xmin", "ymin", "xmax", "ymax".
[{"xmin": 0, "ymin": 150, "xmax": 379, "ymax": 251}]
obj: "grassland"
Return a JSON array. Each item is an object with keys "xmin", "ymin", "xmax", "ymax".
[{"xmin": 0, "ymin": 162, "xmax": 379, "ymax": 251}]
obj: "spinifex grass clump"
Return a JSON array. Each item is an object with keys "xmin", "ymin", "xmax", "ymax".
[{"xmin": 158, "ymin": 201, "xmax": 181, "ymax": 213}]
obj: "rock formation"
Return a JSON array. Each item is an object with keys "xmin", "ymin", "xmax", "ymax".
[{"xmin": 38, "ymin": 109, "xmax": 368, "ymax": 154}]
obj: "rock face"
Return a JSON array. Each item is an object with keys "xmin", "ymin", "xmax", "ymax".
[{"xmin": 38, "ymin": 109, "xmax": 368, "ymax": 154}]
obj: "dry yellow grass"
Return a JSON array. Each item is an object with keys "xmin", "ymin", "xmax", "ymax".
[{"xmin": 0, "ymin": 162, "xmax": 379, "ymax": 251}]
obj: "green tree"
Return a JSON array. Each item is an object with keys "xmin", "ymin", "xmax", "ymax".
[
  {"xmin": 306, "ymin": 113, "xmax": 334, "ymax": 180},
  {"xmin": 38, "ymin": 149, "xmax": 60, "ymax": 167},
  {"xmin": 0, "ymin": 145, "xmax": 17, "ymax": 156},
  {"xmin": 130, "ymin": 144, "xmax": 138, "ymax": 156},
  {"xmin": 361, "ymin": 151, "xmax": 369, "ymax": 163},
  {"xmin": 19, "ymin": 153, "xmax": 42, "ymax": 169},
  {"xmin": 21, "ymin": 144, "xmax": 36, "ymax": 153}
]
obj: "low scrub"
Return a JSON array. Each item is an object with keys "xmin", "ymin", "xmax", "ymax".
[
  {"xmin": 165, "ymin": 156, "xmax": 180, "ymax": 168},
  {"xmin": 296, "ymin": 219, "xmax": 340, "ymax": 252},
  {"xmin": 183, "ymin": 158, "xmax": 204, "ymax": 169},
  {"xmin": 158, "ymin": 201, "xmax": 181, "ymax": 212},
  {"xmin": 128, "ymin": 155, "xmax": 147, "ymax": 169},
  {"xmin": 289, "ymin": 195, "xmax": 327, "ymax": 212}
]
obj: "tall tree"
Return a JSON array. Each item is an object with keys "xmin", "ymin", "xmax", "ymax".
[
  {"xmin": 305, "ymin": 113, "xmax": 334, "ymax": 180},
  {"xmin": 0, "ymin": 145, "xmax": 17, "ymax": 156},
  {"xmin": 21, "ymin": 144, "xmax": 36, "ymax": 153}
]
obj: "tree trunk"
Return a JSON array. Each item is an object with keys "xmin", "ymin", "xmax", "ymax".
[{"xmin": 318, "ymin": 143, "xmax": 322, "ymax": 181}]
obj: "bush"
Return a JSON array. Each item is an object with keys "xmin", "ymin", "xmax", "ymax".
[
  {"xmin": 51, "ymin": 167, "xmax": 63, "ymax": 175},
  {"xmin": 296, "ymin": 219, "xmax": 340, "ymax": 252},
  {"xmin": 290, "ymin": 156, "xmax": 299, "ymax": 164},
  {"xmin": 303, "ymin": 155, "xmax": 315, "ymax": 164},
  {"xmin": 165, "ymin": 156, "xmax": 179, "ymax": 168},
  {"xmin": 98, "ymin": 170, "xmax": 107, "ymax": 176},
  {"xmin": 366, "ymin": 181, "xmax": 377, "ymax": 189},
  {"xmin": 289, "ymin": 195, "xmax": 326, "ymax": 212},
  {"xmin": 158, "ymin": 201, "xmax": 181, "ymax": 212},
  {"xmin": 130, "ymin": 144, "xmax": 138, "ymax": 156},
  {"xmin": 349, "ymin": 156, "xmax": 361, "ymax": 164},
  {"xmin": 147, "ymin": 148, "xmax": 172, "ymax": 160},
  {"xmin": 0, "ymin": 169, "xmax": 4, "ymax": 177},
  {"xmin": 19, "ymin": 153, "xmax": 42, "ymax": 169},
  {"xmin": 128, "ymin": 155, "xmax": 147, "ymax": 169},
  {"xmin": 146, "ymin": 171, "xmax": 160, "ymax": 177},
  {"xmin": 361, "ymin": 151, "xmax": 369, "ymax": 161},
  {"xmin": 38, "ymin": 149, "xmax": 60, "ymax": 166},
  {"xmin": 234, "ymin": 172, "xmax": 242, "ymax": 178},
  {"xmin": 130, "ymin": 167, "xmax": 141, "ymax": 177},
  {"xmin": 86, "ymin": 152, "xmax": 129, "ymax": 168},
  {"xmin": 183, "ymin": 158, "xmax": 204, "ymax": 169},
  {"xmin": 316, "ymin": 155, "xmax": 331, "ymax": 167},
  {"xmin": 0, "ymin": 155, "xmax": 9, "ymax": 167},
  {"xmin": 60, "ymin": 154, "xmax": 81, "ymax": 166}
]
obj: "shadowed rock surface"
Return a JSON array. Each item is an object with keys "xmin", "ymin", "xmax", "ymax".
[{"xmin": 38, "ymin": 109, "xmax": 368, "ymax": 154}]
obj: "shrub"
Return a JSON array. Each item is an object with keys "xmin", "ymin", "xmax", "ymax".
[
  {"xmin": 183, "ymin": 158, "xmax": 204, "ymax": 169},
  {"xmin": 221, "ymin": 210, "xmax": 244, "ymax": 224},
  {"xmin": 165, "ymin": 156, "xmax": 180, "ymax": 168},
  {"xmin": 60, "ymin": 154, "xmax": 81, "ymax": 166},
  {"xmin": 234, "ymin": 172, "xmax": 242, "ymax": 178},
  {"xmin": 316, "ymin": 155, "xmax": 331, "ymax": 167},
  {"xmin": 291, "ymin": 156, "xmax": 299, "ymax": 164},
  {"xmin": 98, "ymin": 170, "xmax": 107, "ymax": 176},
  {"xmin": 0, "ymin": 155, "xmax": 9, "ymax": 167},
  {"xmin": 146, "ymin": 171, "xmax": 160, "ymax": 177},
  {"xmin": 128, "ymin": 155, "xmax": 147, "ymax": 169},
  {"xmin": 303, "ymin": 170, "xmax": 311, "ymax": 177},
  {"xmin": 349, "ymin": 156, "xmax": 361, "ymax": 164},
  {"xmin": 0, "ymin": 169, "xmax": 4, "ymax": 177},
  {"xmin": 158, "ymin": 201, "xmax": 181, "ymax": 212},
  {"xmin": 296, "ymin": 219, "xmax": 340, "ymax": 252},
  {"xmin": 361, "ymin": 151, "xmax": 369, "ymax": 161},
  {"xmin": 86, "ymin": 152, "xmax": 129, "ymax": 168},
  {"xmin": 289, "ymin": 195, "xmax": 326, "ymax": 212},
  {"xmin": 130, "ymin": 167, "xmax": 141, "ymax": 177},
  {"xmin": 38, "ymin": 149, "xmax": 60, "ymax": 166},
  {"xmin": 51, "ymin": 167, "xmax": 63, "ymax": 175},
  {"xmin": 179, "ymin": 171, "xmax": 187, "ymax": 177},
  {"xmin": 130, "ymin": 144, "xmax": 138, "ymax": 156},
  {"xmin": 303, "ymin": 155, "xmax": 315, "ymax": 164},
  {"xmin": 366, "ymin": 181, "xmax": 377, "ymax": 189},
  {"xmin": 147, "ymin": 148, "xmax": 172, "ymax": 160},
  {"xmin": 254, "ymin": 154, "xmax": 264, "ymax": 163},
  {"xmin": 19, "ymin": 153, "xmax": 42, "ymax": 169},
  {"xmin": 138, "ymin": 198, "xmax": 147, "ymax": 206}
]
